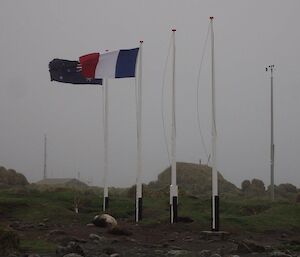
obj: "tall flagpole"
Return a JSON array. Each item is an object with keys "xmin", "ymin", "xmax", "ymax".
[
  {"xmin": 43, "ymin": 134, "xmax": 47, "ymax": 180},
  {"xmin": 136, "ymin": 41, "xmax": 143, "ymax": 222},
  {"xmin": 266, "ymin": 65, "xmax": 275, "ymax": 201},
  {"xmin": 170, "ymin": 29, "xmax": 178, "ymax": 224},
  {"xmin": 210, "ymin": 17, "xmax": 219, "ymax": 231},
  {"xmin": 103, "ymin": 50, "xmax": 109, "ymax": 211}
]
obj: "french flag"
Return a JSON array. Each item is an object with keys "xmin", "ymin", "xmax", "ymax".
[{"xmin": 79, "ymin": 48, "xmax": 139, "ymax": 79}]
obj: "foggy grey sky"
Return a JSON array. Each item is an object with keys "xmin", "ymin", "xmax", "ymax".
[{"xmin": 0, "ymin": 0, "xmax": 300, "ymax": 188}]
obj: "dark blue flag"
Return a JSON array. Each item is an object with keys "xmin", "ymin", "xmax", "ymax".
[{"xmin": 49, "ymin": 59, "xmax": 102, "ymax": 85}]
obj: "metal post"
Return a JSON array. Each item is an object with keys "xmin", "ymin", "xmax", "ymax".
[{"xmin": 266, "ymin": 65, "xmax": 275, "ymax": 201}]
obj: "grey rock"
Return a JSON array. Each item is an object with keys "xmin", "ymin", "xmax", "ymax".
[
  {"xmin": 56, "ymin": 241, "xmax": 85, "ymax": 257},
  {"xmin": 63, "ymin": 254, "xmax": 84, "ymax": 257},
  {"xmin": 110, "ymin": 254, "xmax": 120, "ymax": 257},
  {"xmin": 103, "ymin": 247, "xmax": 117, "ymax": 255},
  {"xmin": 236, "ymin": 239, "xmax": 265, "ymax": 253},
  {"xmin": 210, "ymin": 254, "xmax": 222, "ymax": 257},
  {"xmin": 89, "ymin": 233, "xmax": 103, "ymax": 241},
  {"xmin": 198, "ymin": 250, "xmax": 212, "ymax": 257},
  {"xmin": 270, "ymin": 251, "xmax": 293, "ymax": 257},
  {"xmin": 167, "ymin": 249, "xmax": 189, "ymax": 256}
]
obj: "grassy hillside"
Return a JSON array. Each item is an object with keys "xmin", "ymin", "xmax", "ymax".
[
  {"xmin": 0, "ymin": 185, "xmax": 299, "ymax": 233},
  {"xmin": 148, "ymin": 162, "xmax": 240, "ymax": 196}
]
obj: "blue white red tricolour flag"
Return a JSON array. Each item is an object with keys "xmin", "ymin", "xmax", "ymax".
[{"xmin": 79, "ymin": 48, "xmax": 139, "ymax": 79}]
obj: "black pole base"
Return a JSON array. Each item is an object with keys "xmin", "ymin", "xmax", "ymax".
[
  {"xmin": 211, "ymin": 195, "xmax": 219, "ymax": 231},
  {"xmin": 170, "ymin": 196, "xmax": 178, "ymax": 223},
  {"xmin": 104, "ymin": 196, "xmax": 109, "ymax": 211},
  {"xmin": 135, "ymin": 197, "xmax": 143, "ymax": 222}
]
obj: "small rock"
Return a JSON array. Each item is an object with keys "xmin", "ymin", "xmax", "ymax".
[
  {"xmin": 236, "ymin": 239, "xmax": 265, "ymax": 253},
  {"xmin": 183, "ymin": 236, "xmax": 193, "ymax": 242},
  {"xmin": 103, "ymin": 247, "xmax": 116, "ymax": 255},
  {"xmin": 270, "ymin": 251, "xmax": 293, "ymax": 257},
  {"xmin": 167, "ymin": 249, "xmax": 189, "ymax": 256},
  {"xmin": 63, "ymin": 254, "xmax": 84, "ymax": 257},
  {"xmin": 236, "ymin": 242, "xmax": 251, "ymax": 253},
  {"xmin": 110, "ymin": 254, "xmax": 120, "ymax": 257},
  {"xmin": 210, "ymin": 254, "xmax": 221, "ymax": 257},
  {"xmin": 86, "ymin": 223, "xmax": 95, "ymax": 227},
  {"xmin": 198, "ymin": 250, "xmax": 211, "ymax": 257},
  {"xmin": 89, "ymin": 233, "xmax": 102, "ymax": 241},
  {"xmin": 56, "ymin": 241, "xmax": 85, "ymax": 257}
]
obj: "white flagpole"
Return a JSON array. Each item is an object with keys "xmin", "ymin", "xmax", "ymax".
[
  {"xmin": 136, "ymin": 41, "xmax": 143, "ymax": 222},
  {"xmin": 170, "ymin": 29, "xmax": 178, "ymax": 224},
  {"xmin": 210, "ymin": 17, "xmax": 219, "ymax": 231},
  {"xmin": 103, "ymin": 50, "xmax": 109, "ymax": 212}
]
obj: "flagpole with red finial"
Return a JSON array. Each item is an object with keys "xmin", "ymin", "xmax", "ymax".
[
  {"xmin": 136, "ymin": 40, "xmax": 143, "ymax": 222},
  {"xmin": 103, "ymin": 49, "xmax": 109, "ymax": 212}
]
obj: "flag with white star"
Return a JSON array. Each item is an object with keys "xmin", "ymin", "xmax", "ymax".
[{"xmin": 49, "ymin": 59, "xmax": 102, "ymax": 85}]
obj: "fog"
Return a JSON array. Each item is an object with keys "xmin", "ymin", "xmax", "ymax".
[{"xmin": 0, "ymin": 0, "xmax": 300, "ymax": 188}]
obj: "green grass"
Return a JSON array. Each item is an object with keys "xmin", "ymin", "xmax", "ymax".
[
  {"xmin": 0, "ymin": 186, "xmax": 299, "ymax": 233},
  {"xmin": 20, "ymin": 239, "xmax": 56, "ymax": 253}
]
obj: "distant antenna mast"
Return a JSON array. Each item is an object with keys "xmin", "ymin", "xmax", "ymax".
[
  {"xmin": 43, "ymin": 134, "xmax": 47, "ymax": 179},
  {"xmin": 266, "ymin": 64, "xmax": 275, "ymax": 201}
]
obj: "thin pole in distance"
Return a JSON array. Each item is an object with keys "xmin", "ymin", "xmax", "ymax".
[{"xmin": 265, "ymin": 64, "xmax": 275, "ymax": 202}]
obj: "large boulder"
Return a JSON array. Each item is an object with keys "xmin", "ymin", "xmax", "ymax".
[
  {"xmin": 93, "ymin": 214, "xmax": 117, "ymax": 228},
  {"xmin": 0, "ymin": 167, "xmax": 28, "ymax": 186},
  {"xmin": 241, "ymin": 178, "xmax": 266, "ymax": 196}
]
